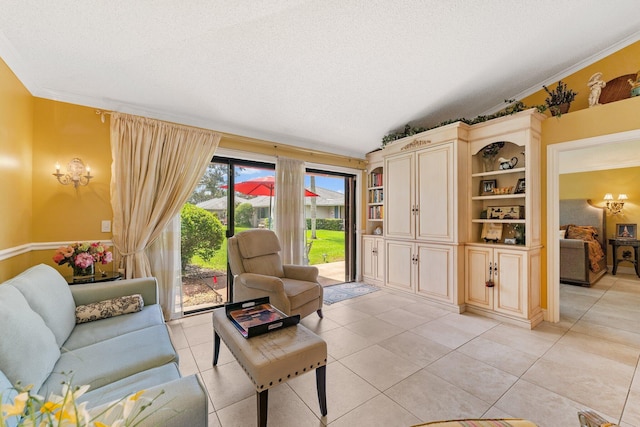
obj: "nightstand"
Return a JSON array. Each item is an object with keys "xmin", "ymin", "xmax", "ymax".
[{"xmin": 608, "ymin": 239, "xmax": 640, "ymax": 277}]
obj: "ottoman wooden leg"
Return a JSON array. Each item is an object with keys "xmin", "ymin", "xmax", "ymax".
[
  {"xmin": 257, "ymin": 389, "xmax": 268, "ymax": 427},
  {"xmin": 316, "ymin": 365, "xmax": 327, "ymax": 416},
  {"xmin": 213, "ymin": 331, "xmax": 220, "ymax": 365}
]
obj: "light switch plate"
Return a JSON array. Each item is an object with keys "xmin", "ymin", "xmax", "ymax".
[{"xmin": 101, "ymin": 220, "xmax": 111, "ymax": 233}]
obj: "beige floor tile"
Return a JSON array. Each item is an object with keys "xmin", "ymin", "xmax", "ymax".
[
  {"xmin": 320, "ymin": 326, "xmax": 375, "ymax": 359},
  {"xmin": 426, "ymin": 351, "xmax": 519, "ymax": 404},
  {"xmin": 167, "ymin": 322, "xmax": 189, "ymax": 349},
  {"xmin": 401, "ymin": 301, "xmax": 452, "ymax": 320},
  {"xmin": 216, "ymin": 385, "xmax": 321, "ymax": 427},
  {"xmin": 184, "ymin": 321, "xmax": 214, "ymax": 347},
  {"xmin": 344, "ymin": 316, "xmax": 404, "ymax": 342},
  {"xmin": 493, "ymin": 379, "xmax": 589, "ymax": 427},
  {"xmin": 556, "ymin": 330, "xmax": 640, "ymax": 367},
  {"xmin": 572, "ymin": 318, "xmax": 640, "ymax": 349},
  {"xmin": 385, "ymin": 369, "xmax": 491, "ymax": 422},
  {"xmin": 287, "ymin": 361, "xmax": 379, "ymax": 424},
  {"xmin": 300, "ymin": 314, "xmax": 342, "ymax": 334},
  {"xmin": 340, "ymin": 344, "xmax": 421, "ymax": 391},
  {"xmin": 436, "ymin": 312, "xmax": 500, "ymax": 336},
  {"xmin": 457, "ymin": 336, "xmax": 538, "ymax": 377},
  {"xmin": 328, "ymin": 394, "xmax": 421, "ymax": 427},
  {"xmin": 177, "ymin": 346, "xmax": 199, "ymax": 376},
  {"xmin": 480, "ymin": 323, "xmax": 556, "ymax": 357},
  {"xmin": 200, "ymin": 361, "xmax": 254, "ymax": 411},
  {"xmin": 378, "ymin": 330, "xmax": 451, "ymax": 367},
  {"xmin": 323, "ymin": 304, "xmax": 373, "ymax": 326},
  {"xmin": 410, "ymin": 317, "xmax": 479, "ymax": 349},
  {"xmin": 207, "ymin": 412, "xmax": 222, "ymax": 427},
  {"xmin": 522, "ymin": 357, "xmax": 629, "ymax": 417},
  {"xmin": 621, "ymin": 386, "xmax": 640, "ymax": 427},
  {"xmin": 374, "ymin": 307, "xmax": 431, "ymax": 329}
]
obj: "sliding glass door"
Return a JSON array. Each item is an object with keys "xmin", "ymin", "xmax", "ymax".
[{"xmin": 179, "ymin": 157, "xmax": 356, "ymax": 315}]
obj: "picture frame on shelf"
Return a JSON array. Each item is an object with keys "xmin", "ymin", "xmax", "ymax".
[
  {"xmin": 514, "ymin": 178, "xmax": 526, "ymax": 194},
  {"xmin": 616, "ymin": 223, "xmax": 637, "ymax": 239},
  {"xmin": 480, "ymin": 179, "xmax": 497, "ymax": 195},
  {"xmin": 481, "ymin": 222, "xmax": 503, "ymax": 243}
]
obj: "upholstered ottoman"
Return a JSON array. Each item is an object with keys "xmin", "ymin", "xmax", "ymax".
[{"xmin": 211, "ymin": 307, "xmax": 327, "ymax": 427}]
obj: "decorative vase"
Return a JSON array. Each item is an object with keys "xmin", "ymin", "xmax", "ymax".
[
  {"xmin": 550, "ymin": 102, "xmax": 570, "ymax": 117},
  {"xmin": 72, "ymin": 264, "xmax": 95, "ymax": 282},
  {"xmin": 482, "ymin": 155, "xmax": 496, "ymax": 172}
]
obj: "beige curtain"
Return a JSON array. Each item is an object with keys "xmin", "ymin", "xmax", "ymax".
[
  {"xmin": 110, "ymin": 113, "xmax": 220, "ymax": 319},
  {"xmin": 274, "ymin": 157, "xmax": 306, "ymax": 264}
]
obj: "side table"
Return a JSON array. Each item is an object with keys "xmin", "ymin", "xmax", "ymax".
[
  {"xmin": 608, "ymin": 239, "xmax": 640, "ymax": 277},
  {"xmin": 65, "ymin": 271, "xmax": 122, "ymax": 285}
]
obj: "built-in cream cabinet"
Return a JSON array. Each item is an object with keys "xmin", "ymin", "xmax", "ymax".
[
  {"xmin": 363, "ymin": 109, "xmax": 544, "ymax": 326},
  {"xmin": 464, "ymin": 109, "xmax": 544, "ymax": 328},
  {"xmin": 379, "ymin": 124, "xmax": 468, "ymax": 310}
]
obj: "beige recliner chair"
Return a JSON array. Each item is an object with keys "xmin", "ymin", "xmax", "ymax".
[{"xmin": 227, "ymin": 229, "xmax": 323, "ymax": 319}]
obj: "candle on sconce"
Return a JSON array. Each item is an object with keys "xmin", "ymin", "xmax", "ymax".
[
  {"xmin": 55, "ymin": 162, "xmax": 60, "ymax": 173},
  {"xmin": 86, "ymin": 166, "xmax": 91, "ymax": 177}
]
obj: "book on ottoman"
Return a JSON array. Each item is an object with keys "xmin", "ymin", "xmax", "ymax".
[{"xmin": 225, "ymin": 297, "xmax": 300, "ymax": 338}]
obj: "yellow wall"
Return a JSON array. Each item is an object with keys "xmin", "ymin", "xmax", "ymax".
[
  {"xmin": 560, "ymin": 167, "xmax": 640, "ymax": 265},
  {"xmin": 0, "ymin": 57, "xmax": 34, "ymax": 279},
  {"xmin": 521, "ymin": 41, "xmax": 640, "ymax": 113},
  {"xmin": 536, "ymin": 38, "xmax": 640, "ymax": 307}
]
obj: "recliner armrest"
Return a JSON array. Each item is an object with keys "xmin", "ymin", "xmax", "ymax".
[
  {"xmin": 283, "ymin": 265, "xmax": 319, "ymax": 282},
  {"xmin": 237, "ymin": 273, "xmax": 285, "ymax": 293}
]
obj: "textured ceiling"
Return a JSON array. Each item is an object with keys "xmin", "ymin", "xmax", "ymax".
[{"xmin": 1, "ymin": 1, "xmax": 639, "ymax": 158}]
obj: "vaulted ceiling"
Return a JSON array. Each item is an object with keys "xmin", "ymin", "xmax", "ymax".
[{"xmin": 1, "ymin": 1, "xmax": 639, "ymax": 158}]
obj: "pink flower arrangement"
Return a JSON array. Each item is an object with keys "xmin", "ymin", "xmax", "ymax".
[{"xmin": 52, "ymin": 242, "xmax": 113, "ymax": 269}]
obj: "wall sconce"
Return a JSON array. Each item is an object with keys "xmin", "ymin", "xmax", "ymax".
[
  {"xmin": 53, "ymin": 158, "xmax": 92, "ymax": 188},
  {"xmin": 604, "ymin": 193, "xmax": 627, "ymax": 215}
]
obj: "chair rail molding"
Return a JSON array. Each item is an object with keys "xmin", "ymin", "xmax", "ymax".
[{"xmin": 0, "ymin": 241, "xmax": 114, "ymax": 262}]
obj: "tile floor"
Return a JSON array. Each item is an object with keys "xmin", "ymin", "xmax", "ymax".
[{"xmin": 168, "ymin": 273, "xmax": 640, "ymax": 427}]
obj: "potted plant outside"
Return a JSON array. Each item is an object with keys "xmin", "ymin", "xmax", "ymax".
[{"xmin": 543, "ymin": 80, "xmax": 578, "ymax": 116}]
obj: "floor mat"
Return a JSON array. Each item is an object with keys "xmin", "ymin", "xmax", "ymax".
[{"xmin": 322, "ymin": 282, "xmax": 379, "ymax": 305}]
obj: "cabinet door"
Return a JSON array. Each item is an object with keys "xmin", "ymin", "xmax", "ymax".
[
  {"xmin": 385, "ymin": 153, "xmax": 415, "ymax": 239},
  {"xmin": 465, "ymin": 246, "xmax": 492, "ymax": 309},
  {"xmin": 374, "ymin": 238, "xmax": 385, "ymax": 281},
  {"xmin": 416, "ymin": 243, "xmax": 454, "ymax": 303},
  {"xmin": 416, "ymin": 144, "xmax": 454, "ymax": 242},
  {"xmin": 495, "ymin": 249, "xmax": 525, "ymax": 317},
  {"xmin": 362, "ymin": 236, "xmax": 376, "ymax": 280},
  {"xmin": 385, "ymin": 240, "xmax": 413, "ymax": 291}
]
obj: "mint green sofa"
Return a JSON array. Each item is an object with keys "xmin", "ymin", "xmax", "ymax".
[{"xmin": 0, "ymin": 264, "xmax": 207, "ymax": 427}]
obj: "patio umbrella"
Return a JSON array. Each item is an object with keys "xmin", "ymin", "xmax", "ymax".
[{"xmin": 222, "ymin": 176, "xmax": 318, "ymax": 227}]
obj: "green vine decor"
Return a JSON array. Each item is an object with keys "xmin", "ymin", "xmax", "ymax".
[{"xmin": 381, "ymin": 99, "xmax": 546, "ymax": 147}]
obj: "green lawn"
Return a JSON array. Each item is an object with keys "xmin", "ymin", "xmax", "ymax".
[{"xmin": 190, "ymin": 228, "xmax": 345, "ymax": 271}]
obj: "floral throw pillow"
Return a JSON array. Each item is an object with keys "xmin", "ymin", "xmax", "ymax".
[{"xmin": 75, "ymin": 294, "xmax": 144, "ymax": 324}]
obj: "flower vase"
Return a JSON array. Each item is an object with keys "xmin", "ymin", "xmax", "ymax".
[
  {"xmin": 482, "ymin": 155, "xmax": 496, "ymax": 172},
  {"xmin": 72, "ymin": 264, "xmax": 95, "ymax": 282}
]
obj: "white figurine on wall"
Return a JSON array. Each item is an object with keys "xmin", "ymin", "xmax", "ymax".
[{"xmin": 587, "ymin": 72, "xmax": 606, "ymax": 107}]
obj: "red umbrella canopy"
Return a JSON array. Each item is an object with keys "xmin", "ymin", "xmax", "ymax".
[{"xmin": 223, "ymin": 176, "xmax": 318, "ymax": 197}]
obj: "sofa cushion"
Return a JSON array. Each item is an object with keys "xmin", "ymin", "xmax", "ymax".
[
  {"xmin": 39, "ymin": 324, "xmax": 177, "ymax": 396},
  {"xmin": 63, "ymin": 305, "xmax": 164, "ymax": 351},
  {"xmin": 87, "ymin": 374, "xmax": 207, "ymax": 427},
  {"xmin": 6, "ymin": 264, "xmax": 76, "ymax": 347},
  {"xmin": 0, "ymin": 285, "xmax": 60, "ymax": 392},
  {"xmin": 78, "ymin": 363, "xmax": 181, "ymax": 408},
  {"xmin": 75, "ymin": 294, "xmax": 144, "ymax": 324}
]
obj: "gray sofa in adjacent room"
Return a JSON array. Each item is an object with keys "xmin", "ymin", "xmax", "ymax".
[{"xmin": 0, "ymin": 264, "xmax": 207, "ymax": 427}]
